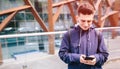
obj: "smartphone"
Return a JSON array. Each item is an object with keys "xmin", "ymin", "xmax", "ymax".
[{"xmin": 84, "ymin": 56, "xmax": 94, "ymax": 60}]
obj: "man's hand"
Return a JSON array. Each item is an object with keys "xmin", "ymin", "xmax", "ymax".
[
  {"xmin": 84, "ymin": 55, "xmax": 96, "ymax": 65},
  {"xmin": 80, "ymin": 54, "xmax": 86, "ymax": 64}
]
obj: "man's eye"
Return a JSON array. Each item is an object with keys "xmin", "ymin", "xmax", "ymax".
[
  {"xmin": 87, "ymin": 20, "xmax": 91, "ymax": 23},
  {"xmin": 81, "ymin": 20, "xmax": 85, "ymax": 22}
]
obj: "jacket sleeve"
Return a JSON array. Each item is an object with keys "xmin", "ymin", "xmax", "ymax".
[
  {"xmin": 58, "ymin": 32, "xmax": 81, "ymax": 64},
  {"xmin": 94, "ymin": 32, "xmax": 109, "ymax": 66}
]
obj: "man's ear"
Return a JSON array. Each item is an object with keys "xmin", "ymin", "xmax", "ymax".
[{"xmin": 76, "ymin": 15, "xmax": 79, "ymax": 21}]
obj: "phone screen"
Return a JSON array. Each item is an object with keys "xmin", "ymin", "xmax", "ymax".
[{"xmin": 84, "ymin": 57, "xmax": 94, "ymax": 60}]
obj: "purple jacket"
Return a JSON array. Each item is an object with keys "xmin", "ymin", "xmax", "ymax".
[{"xmin": 59, "ymin": 26, "xmax": 109, "ymax": 69}]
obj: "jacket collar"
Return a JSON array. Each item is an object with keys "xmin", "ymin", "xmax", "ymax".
[{"xmin": 75, "ymin": 24, "xmax": 95, "ymax": 32}]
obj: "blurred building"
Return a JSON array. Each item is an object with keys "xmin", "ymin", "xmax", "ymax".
[
  {"xmin": 0, "ymin": 0, "xmax": 73, "ymax": 59},
  {"xmin": 0, "ymin": 0, "xmax": 73, "ymax": 35}
]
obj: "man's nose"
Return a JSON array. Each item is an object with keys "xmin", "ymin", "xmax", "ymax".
[{"xmin": 84, "ymin": 22, "xmax": 88, "ymax": 27}]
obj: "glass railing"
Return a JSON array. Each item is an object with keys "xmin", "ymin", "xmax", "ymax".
[
  {"xmin": 0, "ymin": 31, "xmax": 64, "ymax": 59},
  {"xmin": 0, "ymin": 27, "xmax": 120, "ymax": 69}
]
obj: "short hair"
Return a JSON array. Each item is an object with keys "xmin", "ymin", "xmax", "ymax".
[{"xmin": 77, "ymin": 1, "xmax": 94, "ymax": 15}]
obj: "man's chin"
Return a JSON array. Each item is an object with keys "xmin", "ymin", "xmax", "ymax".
[{"xmin": 82, "ymin": 28, "xmax": 89, "ymax": 31}]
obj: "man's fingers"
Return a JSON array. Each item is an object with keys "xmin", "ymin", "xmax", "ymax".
[
  {"xmin": 84, "ymin": 60, "xmax": 96, "ymax": 65},
  {"xmin": 80, "ymin": 54, "xmax": 86, "ymax": 63}
]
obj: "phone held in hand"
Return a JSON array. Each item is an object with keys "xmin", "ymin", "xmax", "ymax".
[{"xmin": 84, "ymin": 56, "xmax": 94, "ymax": 60}]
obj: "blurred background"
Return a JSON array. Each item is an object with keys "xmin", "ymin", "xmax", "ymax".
[{"xmin": 0, "ymin": 0, "xmax": 120, "ymax": 69}]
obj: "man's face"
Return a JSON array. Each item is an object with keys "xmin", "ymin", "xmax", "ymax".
[{"xmin": 77, "ymin": 13, "xmax": 94, "ymax": 30}]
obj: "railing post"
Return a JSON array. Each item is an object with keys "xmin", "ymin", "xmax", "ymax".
[
  {"xmin": 0, "ymin": 43, "xmax": 3, "ymax": 64},
  {"xmin": 48, "ymin": 0, "xmax": 55, "ymax": 54}
]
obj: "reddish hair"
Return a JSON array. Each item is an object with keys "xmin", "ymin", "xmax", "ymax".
[{"xmin": 77, "ymin": 2, "xmax": 94, "ymax": 15}]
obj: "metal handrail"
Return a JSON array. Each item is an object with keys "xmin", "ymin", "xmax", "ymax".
[{"xmin": 0, "ymin": 27, "xmax": 120, "ymax": 38}]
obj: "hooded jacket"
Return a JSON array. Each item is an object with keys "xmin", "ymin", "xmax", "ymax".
[{"xmin": 59, "ymin": 26, "xmax": 109, "ymax": 69}]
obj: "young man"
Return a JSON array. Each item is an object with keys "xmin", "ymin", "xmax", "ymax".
[{"xmin": 58, "ymin": 1, "xmax": 109, "ymax": 69}]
